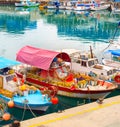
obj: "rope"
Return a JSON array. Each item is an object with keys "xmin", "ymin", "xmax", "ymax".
[
  {"xmin": 21, "ymin": 103, "xmax": 27, "ymax": 121},
  {"xmin": 21, "ymin": 99, "xmax": 37, "ymax": 120},
  {"xmin": 26, "ymin": 104, "xmax": 37, "ymax": 118}
]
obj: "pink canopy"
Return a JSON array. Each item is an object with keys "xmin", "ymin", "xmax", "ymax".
[{"xmin": 16, "ymin": 45, "xmax": 71, "ymax": 70}]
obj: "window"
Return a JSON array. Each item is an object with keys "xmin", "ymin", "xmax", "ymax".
[
  {"xmin": 81, "ymin": 61, "xmax": 87, "ymax": 67},
  {"xmin": 6, "ymin": 75, "xmax": 15, "ymax": 82}
]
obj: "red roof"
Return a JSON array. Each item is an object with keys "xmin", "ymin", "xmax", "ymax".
[{"xmin": 16, "ymin": 45, "xmax": 71, "ymax": 70}]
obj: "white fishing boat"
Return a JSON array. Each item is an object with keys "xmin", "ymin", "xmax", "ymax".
[
  {"xmin": 90, "ymin": 2, "xmax": 110, "ymax": 11},
  {"xmin": 15, "ymin": 1, "xmax": 26, "ymax": 7},
  {"xmin": 74, "ymin": 3, "xmax": 91, "ymax": 11},
  {"xmin": 58, "ymin": 46, "xmax": 118, "ymax": 81},
  {"xmin": 102, "ymin": 49, "xmax": 120, "ymax": 69}
]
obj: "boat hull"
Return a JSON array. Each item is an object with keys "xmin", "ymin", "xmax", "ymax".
[
  {"xmin": 57, "ymin": 90, "xmax": 111, "ymax": 99},
  {"xmin": 90, "ymin": 4, "xmax": 110, "ymax": 11},
  {"xmin": 0, "ymin": 90, "xmax": 51, "ymax": 112},
  {"xmin": 16, "ymin": 74, "xmax": 116, "ymax": 100}
]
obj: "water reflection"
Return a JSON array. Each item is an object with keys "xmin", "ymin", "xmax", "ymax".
[
  {"xmin": 0, "ymin": 6, "xmax": 120, "ymax": 60},
  {"xmin": 0, "ymin": 6, "xmax": 38, "ymax": 34},
  {"xmin": 40, "ymin": 9, "xmax": 120, "ymax": 42},
  {"xmin": 0, "ymin": 6, "xmax": 120, "ymax": 40}
]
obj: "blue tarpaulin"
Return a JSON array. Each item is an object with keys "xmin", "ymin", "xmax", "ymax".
[
  {"xmin": 114, "ymin": 0, "xmax": 120, "ymax": 2},
  {"xmin": 0, "ymin": 57, "xmax": 20, "ymax": 69},
  {"xmin": 104, "ymin": 49, "xmax": 120, "ymax": 56}
]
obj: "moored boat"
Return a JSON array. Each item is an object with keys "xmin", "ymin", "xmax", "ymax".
[
  {"xmin": 15, "ymin": 45, "xmax": 117, "ymax": 100},
  {"xmin": 15, "ymin": 1, "xmax": 39, "ymax": 8},
  {"xmin": 0, "ymin": 57, "xmax": 52, "ymax": 112},
  {"xmin": 15, "ymin": 2, "xmax": 26, "ymax": 7},
  {"xmin": 73, "ymin": 3, "xmax": 91, "ymax": 11},
  {"xmin": 102, "ymin": 49, "xmax": 120, "ymax": 70},
  {"xmin": 102, "ymin": 49, "xmax": 120, "ymax": 88},
  {"xmin": 58, "ymin": 47, "xmax": 118, "ymax": 82},
  {"xmin": 90, "ymin": 2, "xmax": 110, "ymax": 11}
]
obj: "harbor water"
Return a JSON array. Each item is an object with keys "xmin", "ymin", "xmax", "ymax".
[{"xmin": 0, "ymin": 5, "xmax": 120, "ymax": 126}]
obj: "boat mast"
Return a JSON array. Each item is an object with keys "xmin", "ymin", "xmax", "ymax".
[{"xmin": 90, "ymin": 46, "xmax": 93, "ymax": 58}]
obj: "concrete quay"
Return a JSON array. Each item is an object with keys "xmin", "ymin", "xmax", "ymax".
[{"xmin": 4, "ymin": 95, "xmax": 120, "ymax": 127}]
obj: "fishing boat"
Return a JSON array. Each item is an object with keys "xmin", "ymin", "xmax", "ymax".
[
  {"xmin": 15, "ymin": 45, "xmax": 117, "ymax": 100},
  {"xmin": 23, "ymin": 2, "xmax": 39, "ymax": 8},
  {"xmin": 102, "ymin": 49, "xmax": 120, "ymax": 89},
  {"xmin": 73, "ymin": 3, "xmax": 91, "ymax": 11},
  {"xmin": 58, "ymin": 47, "xmax": 118, "ymax": 82},
  {"xmin": 90, "ymin": 1, "xmax": 110, "ymax": 11},
  {"xmin": 102, "ymin": 49, "xmax": 120, "ymax": 70},
  {"xmin": 15, "ymin": 0, "xmax": 39, "ymax": 8},
  {"xmin": 15, "ymin": 1, "xmax": 26, "ymax": 7},
  {"xmin": 0, "ymin": 57, "xmax": 52, "ymax": 112}
]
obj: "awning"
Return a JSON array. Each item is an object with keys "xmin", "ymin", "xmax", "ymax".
[
  {"xmin": 104, "ymin": 49, "xmax": 120, "ymax": 56},
  {"xmin": 16, "ymin": 45, "xmax": 71, "ymax": 70},
  {"xmin": 0, "ymin": 57, "xmax": 20, "ymax": 69}
]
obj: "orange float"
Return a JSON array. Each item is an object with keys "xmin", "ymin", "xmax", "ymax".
[
  {"xmin": 13, "ymin": 76, "xmax": 17, "ymax": 82},
  {"xmin": 2, "ymin": 113, "xmax": 11, "ymax": 121},
  {"xmin": 51, "ymin": 97, "xmax": 59, "ymax": 105},
  {"xmin": 8, "ymin": 100, "xmax": 15, "ymax": 108}
]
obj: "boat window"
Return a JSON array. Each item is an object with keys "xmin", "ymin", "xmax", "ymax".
[
  {"xmin": 94, "ymin": 59, "xmax": 98, "ymax": 64},
  {"xmin": 107, "ymin": 70, "xmax": 112, "ymax": 76},
  {"xmin": 88, "ymin": 60, "xmax": 95, "ymax": 67},
  {"xmin": 80, "ymin": 55, "xmax": 88, "ymax": 60},
  {"xmin": 81, "ymin": 61, "xmax": 87, "ymax": 67},
  {"xmin": 6, "ymin": 75, "xmax": 15, "ymax": 82}
]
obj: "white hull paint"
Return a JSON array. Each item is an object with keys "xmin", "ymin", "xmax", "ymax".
[
  {"xmin": 15, "ymin": 105, "xmax": 49, "ymax": 111},
  {"xmin": 90, "ymin": 4, "xmax": 110, "ymax": 11},
  {"xmin": 58, "ymin": 90, "xmax": 111, "ymax": 99}
]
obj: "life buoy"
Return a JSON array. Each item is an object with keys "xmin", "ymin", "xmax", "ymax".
[
  {"xmin": 114, "ymin": 74, "xmax": 120, "ymax": 83},
  {"xmin": 48, "ymin": 86, "xmax": 58, "ymax": 97}
]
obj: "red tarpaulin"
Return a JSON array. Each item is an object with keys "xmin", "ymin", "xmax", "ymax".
[{"xmin": 16, "ymin": 45, "xmax": 71, "ymax": 70}]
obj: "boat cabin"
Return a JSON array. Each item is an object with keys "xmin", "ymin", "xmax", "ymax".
[{"xmin": 60, "ymin": 49, "xmax": 117, "ymax": 81}]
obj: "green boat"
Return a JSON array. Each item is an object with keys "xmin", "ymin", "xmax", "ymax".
[{"xmin": 23, "ymin": 2, "xmax": 40, "ymax": 8}]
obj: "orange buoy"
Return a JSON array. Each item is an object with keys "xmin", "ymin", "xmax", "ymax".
[
  {"xmin": 2, "ymin": 113, "xmax": 11, "ymax": 121},
  {"xmin": 8, "ymin": 100, "xmax": 15, "ymax": 108},
  {"xmin": 51, "ymin": 97, "xmax": 59, "ymax": 105},
  {"xmin": 13, "ymin": 76, "xmax": 17, "ymax": 82}
]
